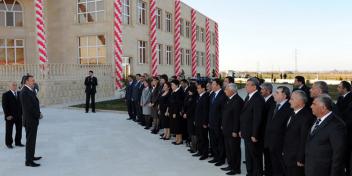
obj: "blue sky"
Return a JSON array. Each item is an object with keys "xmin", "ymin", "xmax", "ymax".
[{"xmin": 182, "ymin": 0, "xmax": 352, "ymax": 72}]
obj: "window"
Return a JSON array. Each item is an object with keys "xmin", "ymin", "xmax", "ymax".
[
  {"xmin": 185, "ymin": 49, "xmax": 191, "ymax": 66},
  {"xmin": 157, "ymin": 44, "xmax": 163, "ymax": 64},
  {"xmin": 0, "ymin": 39, "xmax": 24, "ymax": 65},
  {"xmin": 196, "ymin": 26, "xmax": 200, "ymax": 41},
  {"xmin": 196, "ymin": 51, "xmax": 200, "ymax": 66},
  {"xmin": 212, "ymin": 54, "xmax": 216, "ymax": 67},
  {"xmin": 201, "ymin": 52, "xmax": 205, "ymax": 66},
  {"xmin": 0, "ymin": 0, "xmax": 23, "ymax": 27},
  {"xmin": 180, "ymin": 48, "xmax": 184, "ymax": 65},
  {"xmin": 77, "ymin": 0, "xmax": 104, "ymax": 23},
  {"xmin": 166, "ymin": 12, "xmax": 172, "ymax": 33},
  {"xmin": 122, "ymin": 0, "xmax": 130, "ymax": 24},
  {"xmin": 201, "ymin": 28, "xmax": 205, "ymax": 42},
  {"xmin": 137, "ymin": 0, "xmax": 147, "ymax": 25},
  {"xmin": 156, "ymin": 8, "xmax": 162, "ymax": 30},
  {"xmin": 212, "ymin": 32, "xmax": 216, "ymax": 46},
  {"xmin": 185, "ymin": 21, "xmax": 190, "ymax": 38},
  {"xmin": 78, "ymin": 35, "xmax": 106, "ymax": 64},
  {"xmin": 180, "ymin": 18, "xmax": 184, "ymax": 36},
  {"xmin": 166, "ymin": 45, "xmax": 172, "ymax": 65},
  {"xmin": 138, "ymin": 40, "xmax": 147, "ymax": 64}
]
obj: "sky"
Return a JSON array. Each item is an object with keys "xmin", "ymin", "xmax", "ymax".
[{"xmin": 182, "ymin": 0, "xmax": 352, "ymax": 72}]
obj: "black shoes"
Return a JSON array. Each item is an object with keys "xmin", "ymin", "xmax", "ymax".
[
  {"xmin": 25, "ymin": 161, "xmax": 40, "ymax": 167},
  {"xmin": 172, "ymin": 141, "xmax": 183, "ymax": 145},
  {"xmin": 199, "ymin": 156, "xmax": 208, "ymax": 160},
  {"xmin": 15, "ymin": 143, "xmax": 25, "ymax": 147},
  {"xmin": 33, "ymin": 156, "xmax": 42, "ymax": 161},
  {"xmin": 208, "ymin": 159, "xmax": 218, "ymax": 163},
  {"xmin": 226, "ymin": 171, "xmax": 237, "ymax": 175},
  {"xmin": 192, "ymin": 153, "xmax": 202, "ymax": 157},
  {"xmin": 221, "ymin": 166, "xmax": 232, "ymax": 171},
  {"xmin": 215, "ymin": 161, "xmax": 225, "ymax": 166},
  {"xmin": 6, "ymin": 145, "xmax": 13, "ymax": 149}
]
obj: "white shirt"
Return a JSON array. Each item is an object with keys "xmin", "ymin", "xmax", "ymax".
[
  {"xmin": 10, "ymin": 90, "xmax": 16, "ymax": 96},
  {"xmin": 25, "ymin": 85, "xmax": 33, "ymax": 91},
  {"xmin": 343, "ymin": 92, "xmax": 350, "ymax": 98},
  {"xmin": 287, "ymin": 107, "xmax": 304, "ymax": 126},
  {"xmin": 248, "ymin": 90, "xmax": 258, "ymax": 100},
  {"xmin": 213, "ymin": 89, "xmax": 221, "ymax": 99},
  {"xmin": 199, "ymin": 92, "xmax": 206, "ymax": 98},
  {"xmin": 229, "ymin": 93, "xmax": 237, "ymax": 100},
  {"xmin": 264, "ymin": 94, "xmax": 273, "ymax": 102},
  {"xmin": 174, "ymin": 87, "xmax": 180, "ymax": 93},
  {"xmin": 276, "ymin": 99, "xmax": 288, "ymax": 110},
  {"xmin": 294, "ymin": 107, "xmax": 304, "ymax": 115},
  {"xmin": 311, "ymin": 111, "xmax": 332, "ymax": 132}
]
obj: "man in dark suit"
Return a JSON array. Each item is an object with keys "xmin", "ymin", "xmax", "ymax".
[
  {"xmin": 336, "ymin": 81, "xmax": 352, "ymax": 120},
  {"xmin": 336, "ymin": 81, "xmax": 352, "ymax": 176},
  {"xmin": 239, "ymin": 77, "xmax": 265, "ymax": 176},
  {"xmin": 260, "ymin": 82, "xmax": 275, "ymax": 175},
  {"xmin": 208, "ymin": 79, "xmax": 227, "ymax": 167},
  {"xmin": 221, "ymin": 83, "xmax": 244, "ymax": 175},
  {"xmin": 293, "ymin": 76, "xmax": 312, "ymax": 106},
  {"xmin": 19, "ymin": 75, "xmax": 43, "ymax": 167},
  {"xmin": 264, "ymin": 86, "xmax": 292, "ymax": 176},
  {"xmin": 305, "ymin": 95, "xmax": 347, "ymax": 176},
  {"xmin": 131, "ymin": 74, "xmax": 144, "ymax": 123},
  {"xmin": 2, "ymin": 82, "xmax": 24, "ymax": 148},
  {"xmin": 84, "ymin": 70, "xmax": 98, "ymax": 113},
  {"xmin": 346, "ymin": 105, "xmax": 352, "ymax": 176},
  {"xmin": 193, "ymin": 83, "xmax": 210, "ymax": 160},
  {"xmin": 310, "ymin": 81, "xmax": 340, "ymax": 115},
  {"xmin": 126, "ymin": 75, "xmax": 135, "ymax": 120},
  {"xmin": 283, "ymin": 90, "xmax": 314, "ymax": 176}
]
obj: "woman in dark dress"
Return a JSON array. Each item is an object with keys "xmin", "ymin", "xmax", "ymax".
[
  {"xmin": 169, "ymin": 80, "xmax": 185, "ymax": 145},
  {"xmin": 158, "ymin": 82, "xmax": 171, "ymax": 140},
  {"xmin": 149, "ymin": 77, "xmax": 161, "ymax": 134},
  {"xmin": 182, "ymin": 84, "xmax": 198, "ymax": 151}
]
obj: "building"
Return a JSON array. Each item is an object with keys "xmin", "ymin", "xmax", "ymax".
[{"xmin": 0, "ymin": 0, "xmax": 219, "ymax": 105}]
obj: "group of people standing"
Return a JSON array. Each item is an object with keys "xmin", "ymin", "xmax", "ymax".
[
  {"xmin": 125, "ymin": 74, "xmax": 352, "ymax": 176},
  {"xmin": 2, "ymin": 74, "xmax": 43, "ymax": 167}
]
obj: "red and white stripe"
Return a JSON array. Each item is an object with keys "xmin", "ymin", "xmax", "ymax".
[
  {"xmin": 113, "ymin": 0, "xmax": 123, "ymax": 89},
  {"xmin": 35, "ymin": 0, "xmax": 48, "ymax": 74},
  {"xmin": 215, "ymin": 22, "xmax": 219, "ymax": 77},
  {"xmin": 149, "ymin": 0, "xmax": 158, "ymax": 77},
  {"xmin": 191, "ymin": 9, "xmax": 197, "ymax": 77},
  {"xmin": 174, "ymin": 0, "xmax": 181, "ymax": 77},
  {"xmin": 205, "ymin": 18, "xmax": 211, "ymax": 77}
]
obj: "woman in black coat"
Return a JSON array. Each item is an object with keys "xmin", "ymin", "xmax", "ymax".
[
  {"xmin": 158, "ymin": 82, "xmax": 171, "ymax": 140},
  {"xmin": 169, "ymin": 80, "xmax": 185, "ymax": 145},
  {"xmin": 182, "ymin": 84, "xmax": 198, "ymax": 151}
]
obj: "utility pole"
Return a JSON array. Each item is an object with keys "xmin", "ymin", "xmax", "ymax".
[{"xmin": 294, "ymin": 48, "xmax": 298, "ymax": 73}]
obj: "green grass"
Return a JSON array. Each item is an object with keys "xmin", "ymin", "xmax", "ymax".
[{"xmin": 71, "ymin": 99, "xmax": 127, "ymax": 111}]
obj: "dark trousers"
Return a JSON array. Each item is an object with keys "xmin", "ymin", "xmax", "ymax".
[
  {"xmin": 25, "ymin": 125, "xmax": 38, "ymax": 162},
  {"xmin": 285, "ymin": 165, "xmax": 304, "ymax": 176},
  {"xmin": 195, "ymin": 125, "xmax": 209, "ymax": 157},
  {"xmin": 133, "ymin": 100, "xmax": 142, "ymax": 121},
  {"xmin": 85, "ymin": 93, "xmax": 96, "ymax": 112},
  {"xmin": 347, "ymin": 152, "xmax": 352, "ymax": 176},
  {"xmin": 126, "ymin": 100, "xmax": 134, "ymax": 119},
  {"xmin": 224, "ymin": 135, "xmax": 241, "ymax": 173},
  {"xmin": 209, "ymin": 128, "xmax": 225, "ymax": 162},
  {"xmin": 244, "ymin": 138, "xmax": 263, "ymax": 176},
  {"xmin": 269, "ymin": 149, "xmax": 285, "ymax": 176},
  {"xmin": 263, "ymin": 148, "xmax": 272, "ymax": 175},
  {"xmin": 5, "ymin": 119, "xmax": 22, "ymax": 146}
]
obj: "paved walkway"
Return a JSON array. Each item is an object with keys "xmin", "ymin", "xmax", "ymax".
[{"xmin": 0, "ymin": 107, "xmax": 246, "ymax": 176}]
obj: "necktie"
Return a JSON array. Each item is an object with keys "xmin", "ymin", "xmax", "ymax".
[
  {"xmin": 272, "ymin": 104, "xmax": 281, "ymax": 119},
  {"xmin": 287, "ymin": 113, "xmax": 295, "ymax": 127},
  {"xmin": 311, "ymin": 119, "xmax": 321, "ymax": 134},
  {"xmin": 245, "ymin": 95, "xmax": 249, "ymax": 102},
  {"xmin": 211, "ymin": 93, "xmax": 216, "ymax": 104}
]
